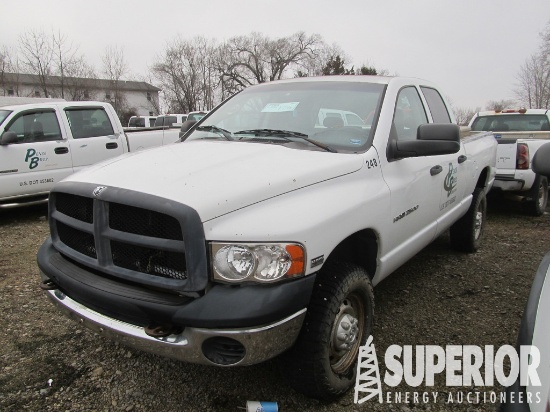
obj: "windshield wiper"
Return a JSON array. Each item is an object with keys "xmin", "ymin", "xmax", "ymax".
[
  {"xmin": 234, "ymin": 129, "xmax": 336, "ymax": 153},
  {"xmin": 196, "ymin": 125, "xmax": 233, "ymax": 140}
]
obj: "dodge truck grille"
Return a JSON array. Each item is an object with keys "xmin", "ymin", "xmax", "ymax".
[
  {"xmin": 50, "ymin": 190, "xmax": 190, "ymax": 286},
  {"xmin": 56, "ymin": 221, "xmax": 97, "ymax": 258}
]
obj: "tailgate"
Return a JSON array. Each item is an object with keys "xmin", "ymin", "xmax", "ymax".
[{"xmin": 496, "ymin": 140, "xmax": 517, "ymax": 170}]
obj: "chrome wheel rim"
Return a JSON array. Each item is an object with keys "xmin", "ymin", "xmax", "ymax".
[
  {"xmin": 474, "ymin": 201, "xmax": 484, "ymax": 240},
  {"xmin": 330, "ymin": 293, "xmax": 365, "ymax": 374}
]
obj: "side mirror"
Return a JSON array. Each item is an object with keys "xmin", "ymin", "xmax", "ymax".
[
  {"xmin": 0, "ymin": 131, "xmax": 18, "ymax": 145},
  {"xmin": 179, "ymin": 119, "xmax": 197, "ymax": 139},
  {"xmin": 532, "ymin": 142, "xmax": 550, "ymax": 177},
  {"xmin": 391, "ymin": 124, "xmax": 461, "ymax": 159},
  {"xmin": 417, "ymin": 123, "xmax": 460, "ymax": 142}
]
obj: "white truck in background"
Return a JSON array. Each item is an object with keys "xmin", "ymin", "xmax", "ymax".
[
  {"xmin": 154, "ymin": 114, "xmax": 187, "ymax": 127},
  {"xmin": 127, "ymin": 115, "xmax": 157, "ymax": 128},
  {"xmin": 124, "ymin": 113, "xmax": 188, "ymax": 147},
  {"xmin": 469, "ymin": 109, "xmax": 550, "ymax": 215},
  {"xmin": 0, "ymin": 101, "xmax": 181, "ymax": 209}
]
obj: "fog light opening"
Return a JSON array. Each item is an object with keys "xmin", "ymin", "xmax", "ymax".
[{"xmin": 202, "ymin": 337, "xmax": 246, "ymax": 366}]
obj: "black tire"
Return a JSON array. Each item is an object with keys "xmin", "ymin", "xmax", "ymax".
[
  {"xmin": 523, "ymin": 175, "xmax": 548, "ymax": 217},
  {"xmin": 450, "ymin": 187, "xmax": 487, "ymax": 253},
  {"xmin": 279, "ymin": 261, "xmax": 374, "ymax": 401}
]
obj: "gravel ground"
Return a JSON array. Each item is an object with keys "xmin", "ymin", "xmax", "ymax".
[{"xmin": 0, "ymin": 198, "xmax": 549, "ymax": 412}]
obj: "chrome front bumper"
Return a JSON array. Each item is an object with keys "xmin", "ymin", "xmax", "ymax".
[{"xmin": 45, "ymin": 288, "xmax": 306, "ymax": 366}]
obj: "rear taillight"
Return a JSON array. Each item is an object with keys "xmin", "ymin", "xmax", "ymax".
[{"xmin": 517, "ymin": 143, "xmax": 529, "ymax": 169}]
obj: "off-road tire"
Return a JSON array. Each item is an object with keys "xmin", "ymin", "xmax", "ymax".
[
  {"xmin": 279, "ymin": 261, "xmax": 374, "ymax": 401},
  {"xmin": 450, "ymin": 187, "xmax": 487, "ymax": 253},
  {"xmin": 523, "ymin": 175, "xmax": 548, "ymax": 217}
]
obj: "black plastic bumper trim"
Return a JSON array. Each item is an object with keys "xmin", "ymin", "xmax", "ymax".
[{"xmin": 38, "ymin": 239, "xmax": 317, "ymax": 329}]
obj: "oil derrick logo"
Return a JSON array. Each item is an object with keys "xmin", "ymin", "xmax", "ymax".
[{"xmin": 354, "ymin": 335, "xmax": 383, "ymax": 404}]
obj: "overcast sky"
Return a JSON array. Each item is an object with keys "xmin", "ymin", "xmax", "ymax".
[{"xmin": 2, "ymin": 0, "xmax": 549, "ymax": 110}]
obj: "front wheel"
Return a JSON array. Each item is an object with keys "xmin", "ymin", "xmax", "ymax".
[
  {"xmin": 524, "ymin": 175, "xmax": 548, "ymax": 217},
  {"xmin": 279, "ymin": 261, "xmax": 374, "ymax": 401},
  {"xmin": 450, "ymin": 187, "xmax": 487, "ymax": 253}
]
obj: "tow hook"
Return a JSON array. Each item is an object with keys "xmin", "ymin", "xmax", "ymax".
[
  {"xmin": 144, "ymin": 324, "xmax": 177, "ymax": 338},
  {"xmin": 39, "ymin": 279, "xmax": 58, "ymax": 291}
]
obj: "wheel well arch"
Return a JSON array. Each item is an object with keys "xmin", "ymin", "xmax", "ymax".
[
  {"xmin": 325, "ymin": 229, "xmax": 378, "ymax": 279},
  {"xmin": 476, "ymin": 167, "xmax": 490, "ymax": 188}
]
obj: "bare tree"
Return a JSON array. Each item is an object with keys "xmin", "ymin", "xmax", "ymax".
[
  {"xmin": 453, "ymin": 106, "xmax": 481, "ymax": 126},
  {"xmin": 64, "ymin": 57, "xmax": 98, "ymax": 101},
  {"xmin": 485, "ymin": 99, "xmax": 517, "ymax": 111},
  {"xmin": 515, "ymin": 53, "xmax": 550, "ymax": 108},
  {"xmin": 139, "ymin": 73, "xmax": 163, "ymax": 114},
  {"xmin": 515, "ymin": 19, "xmax": 550, "ymax": 109},
  {"xmin": 52, "ymin": 30, "xmax": 80, "ymax": 99},
  {"xmin": 295, "ymin": 42, "xmax": 345, "ymax": 77},
  {"xmin": 216, "ymin": 32, "xmax": 322, "ymax": 95},
  {"xmin": 0, "ymin": 45, "xmax": 23, "ymax": 96},
  {"xmin": 18, "ymin": 29, "xmax": 53, "ymax": 97},
  {"xmin": 541, "ymin": 19, "xmax": 550, "ymax": 58},
  {"xmin": 152, "ymin": 36, "xmax": 218, "ymax": 112},
  {"xmin": 0, "ymin": 46, "xmax": 8, "ymax": 92},
  {"xmin": 102, "ymin": 45, "xmax": 129, "ymax": 116}
]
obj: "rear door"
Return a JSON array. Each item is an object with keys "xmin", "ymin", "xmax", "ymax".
[
  {"xmin": 420, "ymin": 86, "xmax": 467, "ymax": 230},
  {"xmin": 63, "ymin": 106, "xmax": 124, "ymax": 171},
  {"xmin": 0, "ymin": 108, "xmax": 72, "ymax": 201}
]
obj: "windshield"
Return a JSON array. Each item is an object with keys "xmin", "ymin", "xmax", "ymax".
[
  {"xmin": 471, "ymin": 114, "xmax": 550, "ymax": 132},
  {"xmin": 0, "ymin": 109, "xmax": 12, "ymax": 126},
  {"xmin": 184, "ymin": 81, "xmax": 385, "ymax": 153}
]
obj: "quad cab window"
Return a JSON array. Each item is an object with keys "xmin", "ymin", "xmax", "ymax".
[{"xmin": 65, "ymin": 107, "xmax": 115, "ymax": 139}]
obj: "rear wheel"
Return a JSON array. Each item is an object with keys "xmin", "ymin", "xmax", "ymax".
[
  {"xmin": 279, "ymin": 261, "xmax": 374, "ymax": 401},
  {"xmin": 450, "ymin": 187, "xmax": 487, "ymax": 253},
  {"xmin": 524, "ymin": 175, "xmax": 548, "ymax": 217}
]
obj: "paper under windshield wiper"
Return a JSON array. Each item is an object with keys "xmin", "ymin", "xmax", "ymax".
[
  {"xmin": 196, "ymin": 125, "xmax": 233, "ymax": 140},
  {"xmin": 235, "ymin": 129, "xmax": 336, "ymax": 153}
]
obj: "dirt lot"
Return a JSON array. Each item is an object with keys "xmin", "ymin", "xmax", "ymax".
[{"xmin": 1, "ymin": 199, "xmax": 549, "ymax": 412}]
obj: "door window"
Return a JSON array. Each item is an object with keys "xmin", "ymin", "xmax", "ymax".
[
  {"xmin": 392, "ymin": 87, "xmax": 428, "ymax": 141},
  {"xmin": 4, "ymin": 110, "xmax": 62, "ymax": 143}
]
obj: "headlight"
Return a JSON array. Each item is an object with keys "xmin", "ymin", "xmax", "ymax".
[{"xmin": 211, "ymin": 242, "xmax": 305, "ymax": 283}]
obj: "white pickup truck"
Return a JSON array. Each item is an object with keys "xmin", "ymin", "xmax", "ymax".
[
  {"xmin": 469, "ymin": 109, "xmax": 550, "ymax": 215},
  {"xmin": 0, "ymin": 101, "xmax": 179, "ymax": 209},
  {"xmin": 38, "ymin": 76, "xmax": 497, "ymax": 400}
]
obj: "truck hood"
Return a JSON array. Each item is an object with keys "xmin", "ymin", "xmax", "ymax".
[{"xmin": 65, "ymin": 140, "xmax": 364, "ymax": 221}]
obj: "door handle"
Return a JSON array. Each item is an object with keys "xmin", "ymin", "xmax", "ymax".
[
  {"xmin": 54, "ymin": 147, "xmax": 69, "ymax": 154},
  {"xmin": 458, "ymin": 155, "xmax": 467, "ymax": 164},
  {"xmin": 106, "ymin": 142, "xmax": 118, "ymax": 149},
  {"xmin": 430, "ymin": 165, "xmax": 443, "ymax": 176}
]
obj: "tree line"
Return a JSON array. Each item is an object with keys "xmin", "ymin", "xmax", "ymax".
[
  {"xmin": 0, "ymin": 29, "xmax": 380, "ymax": 119},
  {"xmin": 515, "ymin": 22, "xmax": 550, "ymax": 110},
  {"xmin": 1, "ymin": 23, "xmax": 549, "ymax": 125}
]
